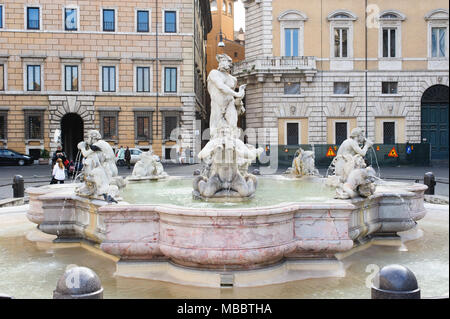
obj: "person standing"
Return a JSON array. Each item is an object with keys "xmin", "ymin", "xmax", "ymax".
[
  {"xmin": 124, "ymin": 146, "xmax": 131, "ymax": 169},
  {"xmin": 117, "ymin": 145, "xmax": 125, "ymax": 166},
  {"xmin": 52, "ymin": 145, "xmax": 67, "ymax": 168},
  {"xmin": 51, "ymin": 158, "xmax": 66, "ymax": 184}
]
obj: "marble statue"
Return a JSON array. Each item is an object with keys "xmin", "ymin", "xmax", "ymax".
[
  {"xmin": 129, "ymin": 150, "xmax": 167, "ymax": 180},
  {"xmin": 193, "ymin": 54, "xmax": 263, "ymax": 200},
  {"xmin": 326, "ymin": 127, "xmax": 377, "ymax": 199},
  {"xmin": 287, "ymin": 148, "xmax": 320, "ymax": 177},
  {"xmin": 75, "ymin": 130, "xmax": 126, "ymax": 203},
  {"xmin": 335, "ymin": 166, "xmax": 377, "ymax": 199}
]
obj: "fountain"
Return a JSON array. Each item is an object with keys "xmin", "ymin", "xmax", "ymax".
[{"xmin": 24, "ymin": 54, "xmax": 429, "ymax": 288}]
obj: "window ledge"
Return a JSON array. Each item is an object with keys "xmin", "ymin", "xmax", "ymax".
[
  {"xmin": 25, "ymin": 139, "xmax": 44, "ymax": 144},
  {"xmin": 380, "ymin": 94, "xmax": 403, "ymax": 97},
  {"xmin": 330, "ymin": 94, "xmax": 354, "ymax": 98},
  {"xmin": 281, "ymin": 94, "xmax": 305, "ymax": 98}
]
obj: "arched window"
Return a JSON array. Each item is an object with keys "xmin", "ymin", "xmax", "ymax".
[
  {"xmin": 228, "ymin": 2, "xmax": 232, "ymax": 15},
  {"xmin": 327, "ymin": 10, "xmax": 357, "ymax": 68},
  {"xmin": 222, "ymin": 2, "xmax": 226, "ymax": 13},
  {"xmin": 278, "ymin": 10, "xmax": 308, "ymax": 57},
  {"xmin": 210, "ymin": 1, "xmax": 217, "ymax": 12},
  {"xmin": 377, "ymin": 10, "xmax": 406, "ymax": 63},
  {"xmin": 425, "ymin": 9, "xmax": 449, "ymax": 62}
]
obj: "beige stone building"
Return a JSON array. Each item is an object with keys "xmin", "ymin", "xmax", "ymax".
[
  {"xmin": 0, "ymin": 0, "xmax": 212, "ymax": 162},
  {"xmin": 235, "ymin": 0, "xmax": 449, "ymax": 159}
]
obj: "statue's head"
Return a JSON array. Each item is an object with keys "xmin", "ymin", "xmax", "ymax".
[
  {"xmin": 216, "ymin": 54, "xmax": 233, "ymax": 72},
  {"xmin": 87, "ymin": 130, "xmax": 102, "ymax": 143},
  {"xmin": 350, "ymin": 128, "xmax": 365, "ymax": 143},
  {"xmin": 364, "ymin": 167, "xmax": 377, "ymax": 183}
]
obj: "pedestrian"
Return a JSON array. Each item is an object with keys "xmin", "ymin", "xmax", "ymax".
[
  {"xmin": 52, "ymin": 145, "xmax": 68, "ymax": 168},
  {"xmin": 117, "ymin": 145, "xmax": 125, "ymax": 166},
  {"xmin": 124, "ymin": 146, "xmax": 131, "ymax": 169},
  {"xmin": 51, "ymin": 158, "xmax": 66, "ymax": 184}
]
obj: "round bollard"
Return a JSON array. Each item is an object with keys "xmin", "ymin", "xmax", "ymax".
[
  {"xmin": 371, "ymin": 264, "xmax": 420, "ymax": 299},
  {"xmin": 424, "ymin": 172, "xmax": 436, "ymax": 195},
  {"xmin": 53, "ymin": 267, "xmax": 103, "ymax": 299},
  {"xmin": 12, "ymin": 175, "xmax": 24, "ymax": 198}
]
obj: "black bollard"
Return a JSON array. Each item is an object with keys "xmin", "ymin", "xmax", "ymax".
[
  {"xmin": 53, "ymin": 266, "xmax": 103, "ymax": 299},
  {"xmin": 424, "ymin": 172, "xmax": 436, "ymax": 195},
  {"xmin": 12, "ymin": 175, "xmax": 24, "ymax": 198},
  {"xmin": 371, "ymin": 264, "xmax": 420, "ymax": 299},
  {"xmin": 0, "ymin": 294, "xmax": 14, "ymax": 299}
]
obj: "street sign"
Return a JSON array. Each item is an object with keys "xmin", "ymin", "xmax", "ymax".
[
  {"xmin": 388, "ymin": 147, "xmax": 399, "ymax": 158},
  {"xmin": 326, "ymin": 146, "xmax": 336, "ymax": 157},
  {"xmin": 406, "ymin": 145, "xmax": 412, "ymax": 154}
]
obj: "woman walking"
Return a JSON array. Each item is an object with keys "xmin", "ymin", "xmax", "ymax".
[{"xmin": 51, "ymin": 158, "xmax": 66, "ymax": 184}]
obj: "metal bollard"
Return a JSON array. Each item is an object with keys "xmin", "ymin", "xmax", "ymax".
[
  {"xmin": 53, "ymin": 266, "xmax": 103, "ymax": 299},
  {"xmin": 12, "ymin": 175, "xmax": 24, "ymax": 198},
  {"xmin": 371, "ymin": 264, "xmax": 420, "ymax": 299},
  {"xmin": 424, "ymin": 172, "xmax": 436, "ymax": 195}
]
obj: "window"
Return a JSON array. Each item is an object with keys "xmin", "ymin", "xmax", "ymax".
[
  {"xmin": 222, "ymin": 2, "xmax": 226, "ymax": 13},
  {"xmin": 102, "ymin": 66, "xmax": 116, "ymax": 92},
  {"xmin": 234, "ymin": 52, "xmax": 238, "ymax": 58},
  {"xmin": 0, "ymin": 64, "xmax": 4, "ymax": 91},
  {"xmin": 164, "ymin": 11, "xmax": 176, "ymax": 33},
  {"xmin": 382, "ymin": 82, "xmax": 398, "ymax": 94},
  {"xmin": 135, "ymin": 112, "xmax": 152, "ymax": 140},
  {"xmin": 284, "ymin": 82, "xmax": 300, "ymax": 95},
  {"xmin": 284, "ymin": 28, "xmax": 299, "ymax": 57},
  {"xmin": 286, "ymin": 123, "xmax": 299, "ymax": 145},
  {"xmin": 228, "ymin": 2, "xmax": 232, "ymax": 15},
  {"xmin": 432, "ymin": 27, "xmax": 447, "ymax": 57},
  {"xmin": 0, "ymin": 5, "xmax": 3, "ymax": 29},
  {"xmin": 103, "ymin": 9, "xmax": 115, "ymax": 32},
  {"xmin": 27, "ymin": 7, "xmax": 40, "ymax": 30},
  {"xmin": 27, "ymin": 65, "xmax": 41, "ymax": 91},
  {"xmin": 100, "ymin": 112, "xmax": 118, "ymax": 140},
  {"xmin": 382, "ymin": 28, "xmax": 396, "ymax": 57},
  {"xmin": 334, "ymin": 28, "xmax": 348, "ymax": 58},
  {"xmin": 164, "ymin": 115, "xmax": 178, "ymax": 140},
  {"xmin": 25, "ymin": 111, "xmax": 44, "ymax": 140},
  {"xmin": 65, "ymin": 65, "xmax": 78, "ymax": 91},
  {"xmin": 137, "ymin": 10, "xmax": 149, "ymax": 32},
  {"xmin": 383, "ymin": 122, "xmax": 395, "ymax": 144},
  {"xmin": 335, "ymin": 122, "xmax": 347, "ymax": 145},
  {"xmin": 64, "ymin": 8, "xmax": 77, "ymax": 31},
  {"xmin": 136, "ymin": 67, "xmax": 150, "ymax": 92},
  {"xmin": 0, "ymin": 112, "xmax": 6, "ymax": 140},
  {"xmin": 333, "ymin": 82, "xmax": 349, "ymax": 95},
  {"xmin": 210, "ymin": 1, "xmax": 217, "ymax": 12},
  {"xmin": 164, "ymin": 67, "xmax": 177, "ymax": 93}
]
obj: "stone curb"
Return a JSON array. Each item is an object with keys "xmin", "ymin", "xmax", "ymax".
[{"xmin": 424, "ymin": 195, "xmax": 449, "ymax": 205}]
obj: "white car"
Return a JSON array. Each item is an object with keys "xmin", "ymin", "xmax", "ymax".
[{"xmin": 115, "ymin": 148, "xmax": 143, "ymax": 166}]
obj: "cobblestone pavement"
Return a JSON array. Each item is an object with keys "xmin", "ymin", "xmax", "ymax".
[{"xmin": 0, "ymin": 162, "xmax": 448, "ymax": 200}]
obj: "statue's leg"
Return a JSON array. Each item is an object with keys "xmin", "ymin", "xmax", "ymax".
[
  {"xmin": 199, "ymin": 175, "xmax": 221, "ymax": 197},
  {"xmin": 232, "ymin": 173, "xmax": 250, "ymax": 197}
]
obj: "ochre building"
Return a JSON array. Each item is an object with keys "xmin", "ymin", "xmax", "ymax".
[
  {"xmin": 0, "ymin": 0, "xmax": 212, "ymax": 162},
  {"xmin": 236, "ymin": 0, "xmax": 449, "ymax": 159}
]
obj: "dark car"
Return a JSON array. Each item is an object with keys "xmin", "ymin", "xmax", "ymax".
[{"xmin": 0, "ymin": 149, "xmax": 34, "ymax": 166}]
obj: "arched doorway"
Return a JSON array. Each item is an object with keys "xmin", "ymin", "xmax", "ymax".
[
  {"xmin": 61, "ymin": 113, "xmax": 84, "ymax": 161},
  {"xmin": 421, "ymin": 85, "xmax": 449, "ymax": 159}
]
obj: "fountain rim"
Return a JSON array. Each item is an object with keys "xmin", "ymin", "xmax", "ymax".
[{"xmin": 26, "ymin": 175, "xmax": 427, "ymax": 217}]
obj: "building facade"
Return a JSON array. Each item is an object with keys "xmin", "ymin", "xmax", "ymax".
[
  {"xmin": 235, "ymin": 0, "xmax": 449, "ymax": 159},
  {"xmin": 206, "ymin": 0, "xmax": 244, "ymax": 75},
  {"xmin": 0, "ymin": 0, "xmax": 212, "ymax": 162}
]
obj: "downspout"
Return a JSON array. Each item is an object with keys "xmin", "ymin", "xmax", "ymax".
[
  {"xmin": 365, "ymin": 0, "xmax": 368, "ymax": 138},
  {"xmin": 156, "ymin": 0, "xmax": 160, "ymax": 148}
]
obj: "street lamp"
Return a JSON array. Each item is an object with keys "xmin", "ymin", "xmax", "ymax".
[{"xmin": 218, "ymin": 30, "xmax": 225, "ymax": 47}]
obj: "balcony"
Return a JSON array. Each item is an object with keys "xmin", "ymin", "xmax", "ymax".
[{"xmin": 233, "ymin": 56, "xmax": 317, "ymax": 82}]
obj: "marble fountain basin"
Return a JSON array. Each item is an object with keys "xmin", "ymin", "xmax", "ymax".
[{"xmin": 26, "ymin": 176, "xmax": 427, "ymax": 287}]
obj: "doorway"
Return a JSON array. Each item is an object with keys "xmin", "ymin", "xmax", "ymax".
[
  {"xmin": 421, "ymin": 85, "xmax": 449, "ymax": 159},
  {"xmin": 61, "ymin": 113, "xmax": 84, "ymax": 161}
]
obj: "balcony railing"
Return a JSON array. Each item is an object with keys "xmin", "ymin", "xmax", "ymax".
[{"xmin": 233, "ymin": 56, "xmax": 317, "ymax": 76}]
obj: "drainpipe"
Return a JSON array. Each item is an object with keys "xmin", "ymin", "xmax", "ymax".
[
  {"xmin": 365, "ymin": 0, "xmax": 368, "ymax": 138},
  {"xmin": 156, "ymin": 0, "xmax": 160, "ymax": 149}
]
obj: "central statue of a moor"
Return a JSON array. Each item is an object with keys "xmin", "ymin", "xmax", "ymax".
[{"xmin": 193, "ymin": 54, "xmax": 263, "ymax": 200}]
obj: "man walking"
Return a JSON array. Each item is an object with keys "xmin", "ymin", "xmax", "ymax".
[{"xmin": 125, "ymin": 146, "xmax": 131, "ymax": 169}]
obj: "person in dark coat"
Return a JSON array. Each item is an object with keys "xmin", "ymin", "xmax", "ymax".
[
  {"xmin": 124, "ymin": 146, "xmax": 131, "ymax": 169},
  {"xmin": 52, "ymin": 145, "xmax": 67, "ymax": 169}
]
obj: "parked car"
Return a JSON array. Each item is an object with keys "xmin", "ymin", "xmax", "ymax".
[
  {"xmin": 0, "ymin": 149, "xmax": 34, "ymax": 166},
  {"xmin": 115, "ymin": 148, "xmax": 143, "ymax": 166}
]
